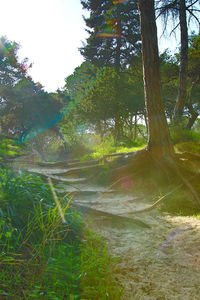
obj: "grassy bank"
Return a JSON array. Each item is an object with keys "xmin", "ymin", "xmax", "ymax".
[{"xmin": 0, "ymin": 167, "xmax": 122, "ymax": 299}]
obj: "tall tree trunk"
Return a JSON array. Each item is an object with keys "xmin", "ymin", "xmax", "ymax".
[
  {"xmin": 143, "ymin": 109, "xmax": 148, "ymax": 132},
  {"xmin": 138, "ymin": 0, "xmax": 174, "ymax": 157},
  {"xmin": 52, "ymin": 124, "xmax": 68, "ymax": 152},
  {"xmin": 186, "ymin": 75, "xmax": 199, "ymax": 130},
  {"xmin": 129, "ymin": 112, "xmax": 134, "ymax": 139},
  {"xmin": 114, "ymin": 114, "xmax": 122, "ymax": 144},
  {"xmin": 173, "ymin": 0, "xmax": 188, "ymax": 123},
  {"xmin": 134, "ymin": 114, "xmax": 137, "ymax": 140},
  {"xmin": 96, "ymin": 120, "xmax": 103, "ymax": 139}
]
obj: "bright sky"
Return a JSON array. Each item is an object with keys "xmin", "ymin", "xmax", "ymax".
[
  {"xmin": 0, "ymin": 0, "xmax": 198, "ymax": 92},
  {"xmin": 0, "ymin": 0, "xmax": 89, "ymax": 92}
]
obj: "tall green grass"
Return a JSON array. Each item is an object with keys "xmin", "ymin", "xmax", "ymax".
[{"xmin": 0, "ymin": 167, "xmax": 122, "ymax": 299}]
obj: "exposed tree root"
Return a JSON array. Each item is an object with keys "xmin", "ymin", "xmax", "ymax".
[
  {"xmin": 176, "ymin": 151, "xmax": 200, "ymax": 161},
  {"xmin": 107, "ymin": 149, "xmax": 200, "ymax": 210},
  {"xmin": 71, "ymin": 202, "xmax": 150, "ymax": 228},
  {"xmin": 125, "ymin": 174, "xmax": 199, "ymax": 214}
]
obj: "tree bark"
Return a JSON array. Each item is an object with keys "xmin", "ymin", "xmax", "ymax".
[
  {"xmin": 134, "ymin": 114, "xmax": 137, "ymax": 140},
  {"xmin": 138, "ymin": 0, "xmax": 174, "ymax": 157},
  {"xmin": 96, "ymin": 120, "xmax": 103, "ymax": 139},
  {"xmin": 186, "ymin": 75, "xmax": 199, "ymax": 130},
  {"xmin": 114, "ymin": 114, "xmax": 123, "ymax": 144},
  {"xmin": 173, "ymin": 0, "xmax": 188, "ymax": 123},
  {"xmin": 129, "ymin": 112, "xmax": 133, "ymax": 139}
]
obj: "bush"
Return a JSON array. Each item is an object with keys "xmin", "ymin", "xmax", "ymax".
[
  {"xmin": 92, "ymin": 137, "xmax": 115, "ymax": 159},
  {"xmin": 0, "ymin": 168, "xmax": 53, "ymax": 229},
  {"xmin": 0, "ymin": 137, "xmax": 21, "ymax": 160},
  {"xmin": 171, "ymin": 129, "xmax": 200, "ymax": 144}
]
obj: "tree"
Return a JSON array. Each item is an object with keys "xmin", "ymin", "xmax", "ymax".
[
  {"xmin": 175, "ymin": 0, "xmax": 188, "ymax": 121},
  {"xmin": 63, "ymin": 60, "xmax": 145, "ymax": 143},
  {"xmin": 80, "ymin": 1, "xmax": 143, "ymax": 143},
  {"xmin": 156, "ymin": 0, "xmax": 200, "ymax": 123},
  {"xmin": 159, "ymin": 50, "xmax": 179, "ymax": 121},
  {"xmin": 186, "ymin": 33, "xmax": 200, "ymax": 129},
  {"xmin": 0, "ymin": 36, "xmax": 28, "ymax": 120},
  {"xmin": 0, "ymin": 40, "xmax": 64, "ymax": 145},
  {"xmin": 0, "ymin": 36, "xmax": 26, "ymax": 88},
  {"xmin": 80, "ymin": 0, "xmax": 141, "ymax": 68},
  {"xmin": 111, "ymin": 0, "xmax": 200, "ymax": 211},
  {"xmin": 138, "ymin": 0, "xmax": 173, "ymax": 157},
  {"xmin": 1, "ymin": 78, "xmax": 64, "ymax": 143}
]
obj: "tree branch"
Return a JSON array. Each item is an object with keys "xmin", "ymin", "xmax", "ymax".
[
  {"xmin": 187, "ymin": 9, "xmax": 200, "ymax": 25},
  {"xmin": 186, "ymin": 0, "xmax": 199, "ymax": 10},
  {"xmin": 170, "ymin": 22, "xmax": 180, "ymax": 36}
]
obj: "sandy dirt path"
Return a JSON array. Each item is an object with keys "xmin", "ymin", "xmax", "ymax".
[{"xmin": 22, "ymin": 160, "xmax": 200, "ymax": 300}]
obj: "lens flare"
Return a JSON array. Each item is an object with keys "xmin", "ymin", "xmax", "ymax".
[
  {"xmin": 21, "ymin": 62, "xmax": 32, "ymax": 71},
  {"xmin": 120, "ymin": 175, "xmax": 134, "ymax": 191},
  {"xmin": 0, "ymin": 40, "xmax": 15, "ymax": 56},
  {"xmin": 96, "ymin": 19, "xmax": 123, "ymax": 39},
  {"xmin": 113, "ymin": 0, "xmax": 127, "ymax": 4}
]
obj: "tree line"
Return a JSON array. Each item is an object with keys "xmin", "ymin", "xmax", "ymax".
[{"xmin": 0, "ymin": 0, "xmax": 199, "ymax": 158}]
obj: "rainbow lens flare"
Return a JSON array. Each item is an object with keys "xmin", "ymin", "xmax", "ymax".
[
  {"xmin": 96, "ymin": 19, "xmax": 123, "ymax": 38},
  {"xmin": 113, "ymin": 0, "xmax": 127, "ymax": 4}
]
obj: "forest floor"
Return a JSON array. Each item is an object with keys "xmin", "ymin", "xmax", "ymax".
[{"xmin": 15, "ymin": 155, "xmax": 200, "ymax": 300}]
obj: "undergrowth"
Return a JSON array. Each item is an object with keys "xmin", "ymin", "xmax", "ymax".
[
  {"xmin": 174, "ymin": 142, "xmax": 200, "ymax": 154},
  {"xmin": 0, "ymin": 167, "xmax": 122, "ymax": 299},
  {"xmin": 79, "ymin": 139, "xmax": 146, "ymax": 161},
  {"xmin": 159, "ymin": 190, "xmax": 200, "ymax": 216}
]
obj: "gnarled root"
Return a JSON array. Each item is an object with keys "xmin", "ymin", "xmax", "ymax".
[{"xmin": 109, "ymin": 149, "xmax": 200, "ymax": 210}]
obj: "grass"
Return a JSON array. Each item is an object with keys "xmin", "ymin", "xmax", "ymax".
[
  {"xmin": 174, "ymin": 141, "xmax": 200, "ymax": 154},
  {"xmin": 81, "ymin": 228, "xmax": 123, "ymax": 300},
  {"xmin": 92, "ymin": 138, "xmax": 146, "ymax": 160},
  {"xmin": 0, "ymin": 167, "xmax": 123, "ymax": 299},
  {"xmin": 79, "ymin": 141, "xmax": 146, "ymax": 161},
  {"xmin": 159, "ymin": 190, "xmax": 200, "ymax": 216}
]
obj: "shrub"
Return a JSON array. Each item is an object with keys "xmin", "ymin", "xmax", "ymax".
[
  {"xmin": 0, "ymin": 168, "xmax": 53, "ymax": 229},
  {"xmin": 171, "ymin": 129, "xmax": 200, "ymax": 144}
]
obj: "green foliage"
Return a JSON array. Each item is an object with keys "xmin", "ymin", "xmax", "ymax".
[
  {"xmin": 188, "ymin": 34, "xmax": 200, "ymax": 73},
  {"xmin": 91, "ymin": 136, "xmax": 146, "ymax": 160},
  {"xmin": 193, "ymin": 119, "xmax": 200, "ymax": 132},
  {"xmin": 0, "ymin": 168, "xmax": 53, "ymax": 228},
  {"xmin": 0, "ymin": 137, "xmax": 20, "ymax": 162},
  {"xmin": 81, "ymin": 228, "xmax": 123, "ymax": 299},
  {"xmin": 171, "ymin": 129, "xmax": 200, "ymax": 144},
  {"xmin": 0, "ymin": 168, "xmax": 122, "ymax": 299},
  {"xmin": 93, "ymin": 137, "xmax": 116, "ymax": 159},
  {"xmin": 0, "ymin": 36, "xmax": 66, "ymax": 148},
  {"xmin": 62, "ymin": 59, "xmax": 145, "ymax": 146},
  {"xmin": 160, "ymin": 50, "xmax": 179, "ymax": 118},
  {"xmin": 0, "ymin": 36, "xmax": 26, "ymax": 88},
  {"xmin": 80, "ymin": 0, "xmax": 141, "ymax": 68},
  {"xmin": 117, "ymin": 136, "xmax": 147, "ymax": 148}
]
